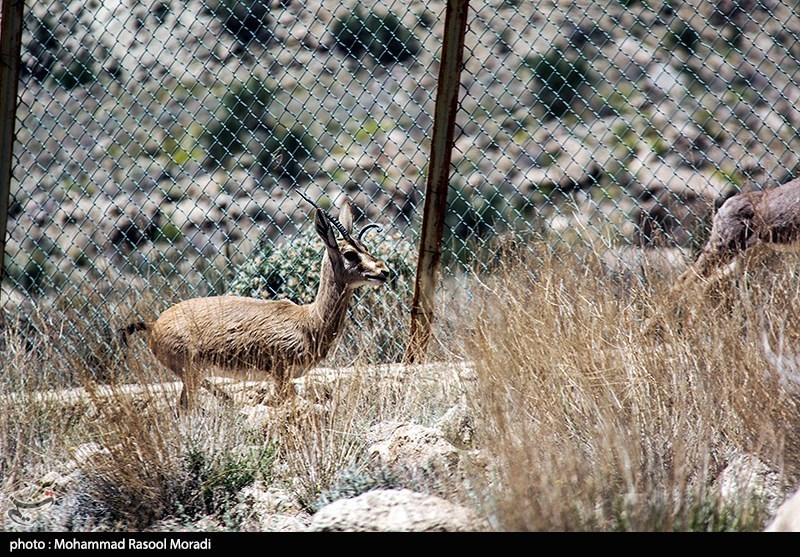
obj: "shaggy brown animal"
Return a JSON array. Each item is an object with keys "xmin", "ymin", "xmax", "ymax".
[{"xmin": 679, "ymin": 176, "xmax": 800, "ymax": 286}]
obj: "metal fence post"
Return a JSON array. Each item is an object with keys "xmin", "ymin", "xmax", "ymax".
[
  {"xmin": 0, "ymin": 0, "xmax": 24, "ymax": 297},
  {"xmin": 404, "ymin": 0, "xmax": 470, "ymax": 364}
]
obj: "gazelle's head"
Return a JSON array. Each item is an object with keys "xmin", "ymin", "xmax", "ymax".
[{"xmin": 302, "ymin": 193, "xmax": 390, "ymax": 290}]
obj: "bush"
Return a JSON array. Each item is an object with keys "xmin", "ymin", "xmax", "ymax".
[
  {"xmin": 463, "ymin": 247, "xmax": 800, "ymax": 530},
  {"xmin": 23, "ymin": 12, "xmax": 58, "ymax": 82},
  {"xmin": 73, "ymin": 405, "xmax": 276, "ymax": 529},
  {"xmin": 201, "ymin": 76, "xmax": 275, "ymax": 167},
  {"xmin": 665, "ymin": 21, "xmax": 701, "ymax": 54},
  {"xmin": 524, "ymin": 47, "xmax": 595, "ymax": 119},
  {"xmin": 209, "ymin": 0, "xmax": 273, "ymax": 45},
  {"xmin": 329, "ymin": 6, "xmax": 421, "ymax": 66},
  {"xmin": 443, "ymin": 185, "xmax": 538, "ymax": 271},
  {"xmin": 51, "ymin": 50, "xmax": 98, "ymax": 90},
  {"xmin": 256, "ymin": 124, "xmax": 317, "ymax": 183},
  {"xmin": 201, "ymin": 76, "xmax": 316, "ymax": 180}
]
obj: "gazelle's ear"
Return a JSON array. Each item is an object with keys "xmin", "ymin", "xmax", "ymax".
[
  {"xmin": 315, "ymin": 209, "xmax": 338, "ymax": 249},
  {"xmin": 339, "ymin": 202, "xmax": 354, "ymax": 234}
]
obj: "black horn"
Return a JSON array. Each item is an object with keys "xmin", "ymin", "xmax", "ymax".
[
  {"xmin": 357, "ymin": 223, "xmax": 382, "ymax": 242},
  {"xmin": 297, "ymin": 190, "xmax": 354, "ymax": 243}
]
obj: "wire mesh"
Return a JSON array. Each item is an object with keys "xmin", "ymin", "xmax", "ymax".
[{"xmin": 3, "ymin": 0, "xmax": 800, "ymax": 377}]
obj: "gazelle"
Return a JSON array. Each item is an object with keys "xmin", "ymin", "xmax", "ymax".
[
  {"xmin": 121, "ymin": 193, "xmax": 390, "ymax": 411},
  {"xmin": 678, "ymin": 176, "xmax": 800, "ymax": 287}
]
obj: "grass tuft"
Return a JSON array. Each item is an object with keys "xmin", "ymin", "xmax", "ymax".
[{"xmin": 461, "ymin": 247, "xmax": 800, "ymax": 530}]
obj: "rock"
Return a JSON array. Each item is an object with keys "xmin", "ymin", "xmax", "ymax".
[
  {"xmin": 714, "ymin": 452, "xmax": 783, "ymax": 516},
  {"xmin": 236, "ymin": 482, "xmax": 303, "ymax": 516},
  {"xmin": 308, "ymin": 488, "xmax": 486, "ymax": 532},
  {"xmin": 260, "ymin": 513, "xmax": 311, "ymax": 532},
  {"xmin": 240, "ymin": 398, "xmax": 327, "ymax": 433},
  {"xmin": 367, "ymin": 422, "xmax": 461, "ymax": 476},
  {"xmin": 293, "ymin": 367, "xmax": 353, "ymax": 403},
  {"xmin": 230, "ymin": 482, "xmax": 309, "ymax": 531},
  {"xmin": 765, "ymin": 487, "xmax": 800, "ymax": 532},
  {"xmin": 435, "ymin": 402, "xmax": 476, "ymax": 449}
]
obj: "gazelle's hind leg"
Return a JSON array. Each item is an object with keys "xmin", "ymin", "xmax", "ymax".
[
  {"xmin": 268, "ymin": 374, "xmax": 296, "ymax": 406},
  {"xmin": 174, "ymin": 370, "xmax": 200, "ymax": 415},
  {"xmin": 178, "ymin": 383, "xmax": 190, "ymax": 413}
]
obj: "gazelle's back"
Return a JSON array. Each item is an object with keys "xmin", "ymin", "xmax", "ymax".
[{"xmin": 148, "ymin": 296, "xmax": 309, "ymax": 379}]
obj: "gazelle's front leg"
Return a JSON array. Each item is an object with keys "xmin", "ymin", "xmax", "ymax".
[
  {"xmin": 174, "ymin": 368, "xmax": 200, "ymax": 415},
  {"xmin": 201, "ymin": 378, "xmax": 234, "ymax": 405},
  {"xmin": 270, "ymin": 373, "xmax": 297, "ymax": 406}
]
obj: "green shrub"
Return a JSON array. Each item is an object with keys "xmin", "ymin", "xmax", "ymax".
[
  {"xmin": 329, "ymin": 6, "xmax": 421, "ymax": 65},
  {"xmin": 75, "ymin": 411, "xmax": 276, "ymax": 529},
  {"xmin": 201, "ymin": 76, "xmax": 275, "ymax": 167},
  {"xmin": 201, "ymin": 77, "xmax": 316, "ymax": 179},
  {"xmin": 524, "ymin": 47, "xmax": 594, "ymax": 119},
  {"xmin": 443, "ymin": 185, "xmax": 537, "ymax": 271},
  {"xmin": 255, "ymin": 124, "xmax": 316, "ymax": 182},
  {"xmin": 23, "ymin": 12, "xmax": 58, "ymax": 82},
  {"xmin": 308, "ymin": 465, "xmax": 406, "ymax": 513},
  {"xmin": 180, "ymin": 439, "xmax": 276, "ymax": 516},
  {"xmin": 209, "ymin": 0, "xmax": 273, "ymax": 45},
  {"xmin": 665, "ymin": 21, "xmax": 701, "ymax": 54},
  {"xmin": 51, "ymin": 51, "xmax": 97, "ymax": 90},
  {"xmin": 151, "ymin": 220, "xmax": 184, "ymax": 244}
]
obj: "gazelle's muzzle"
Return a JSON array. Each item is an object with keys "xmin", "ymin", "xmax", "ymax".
[{"xmin": 366, "ymin": 268, "xmax": 390, "ymax": 285}]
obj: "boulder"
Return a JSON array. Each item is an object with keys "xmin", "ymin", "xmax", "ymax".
[
  {"xmin": 714, "ymin": 451, "xmax": 783, "ymax": 517},
  {"xmin": 765, "ymin": 487, "xmax": 800, "ymax": 532},
  {"xmin": 231, "ymin": 482, "xmax": 310, "ymax": 531},
  {"xmin": 366, "ymin": 422, "xmax": 461, "ymax": 476},
  {"xmin": 308, "ymin": 488, "xmax": 486, "ymax": 532},
  {"xmin": 435, "ymin": 402, "xmax": 476, "ymax": 450}
]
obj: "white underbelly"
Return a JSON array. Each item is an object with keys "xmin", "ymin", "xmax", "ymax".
[{"xmin": 206, "ymin": 362, "xmax": 309, "ymax": 380}]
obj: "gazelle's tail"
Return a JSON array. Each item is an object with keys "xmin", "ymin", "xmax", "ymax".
[{"xmin": 119, "ymin": 321, "xmax": 149, "ymax": 347}]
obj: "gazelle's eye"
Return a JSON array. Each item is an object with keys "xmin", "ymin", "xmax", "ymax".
[{"xmin": 343, "ymin": 251, "xmax": 360, "ymax": 264}]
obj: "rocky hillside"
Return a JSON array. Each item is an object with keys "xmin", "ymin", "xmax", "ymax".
[{"xmin": 5, "ymin": 0, "xmax": 800, "ymax": 304}]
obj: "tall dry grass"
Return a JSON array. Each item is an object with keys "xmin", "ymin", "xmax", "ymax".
[
  {"xmin": 5, "ymin": 244, "xmax": 800, "ymax": 531},
  {"xmin": 1, "ymin": 292, "xmax": 460, "ymax": 530},
  {"xmin": 462, "ymin": 247, "xmax": 800, "ymax": 531},
  {"xmin": 1, "ymin": 315, "xmax": 86, "ymax": 507}
]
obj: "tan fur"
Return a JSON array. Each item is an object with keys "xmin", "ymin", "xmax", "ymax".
[
  {"xmin": 679, "ymin": 176, "xmax": 800, "ymax": 287},
  {"xmin": 123, "ymin": 201, "xmax": 389, "ymax": 411}
]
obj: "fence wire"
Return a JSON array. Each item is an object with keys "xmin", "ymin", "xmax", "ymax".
[{"xmin": 3, "ymin": 0, "xmax": 800, "ymax": 377}]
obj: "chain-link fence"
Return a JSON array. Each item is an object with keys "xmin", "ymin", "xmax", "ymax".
[{"xmin": 3, "ymin": 0, "xmax": 800, "ymax": 378}]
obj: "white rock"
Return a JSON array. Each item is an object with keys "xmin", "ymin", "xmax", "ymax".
[
  {"xmin": 765, "ymin": 487, "xmax": 800, "ymax": 532},
  {"xmin": 367, "ymin": 422, "xmax": 461, "ymax": 474},
  {"xmin": 309, "ymin": 489, "xmax": 486, "ymax": 532}
]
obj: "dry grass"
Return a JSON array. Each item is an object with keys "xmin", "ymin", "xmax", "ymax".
[
  {"xmin": 1, "ymin": 302, "xmax": 460, "ymax": 530},
  {"xmin": 3, "ymin": 246, "xmax": 800, "ymax": 531},
  {"xmin": 462, "ymin": 246, "xmax": 800, "ymax": 531}
]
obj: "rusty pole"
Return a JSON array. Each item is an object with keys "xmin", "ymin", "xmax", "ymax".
[
  {"xmin": 0, "ymin": 0, "xmax": 24, "ymax": 297},
  {"xmin": 404, "ymin": 0, "xmax": 470, "ymax": 364}
]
